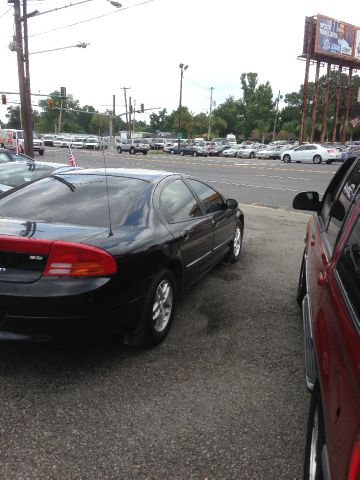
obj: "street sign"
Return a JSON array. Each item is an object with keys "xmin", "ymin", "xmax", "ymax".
[{"xmin": 176, "ymin": 132, "xmax": 183, "ymax": 139}]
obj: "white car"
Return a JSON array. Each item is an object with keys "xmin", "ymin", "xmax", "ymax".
[
  {"xmin": 237, "ymin": 144, "xmax": 266, "ymax": 159},
  {"xmin": 72, "ymin": 137, "xmax": 87, "ymax": 149},
  {"xmin": 223, "ymin": 145, "xmax": 244, "ymax": 157},
  {"xmin": 256, "ymin": 147, "xmax": 275, "ymax": 159},
  {"xmin": 85, "ymin": 137, "xmax": 100, "ymax": 150},
  {"xmin": 281, "ymin": 144, "xmax": 341, "ymax": 164},
  {"xmin": 53, "ymin": 135, "xmax": 65, "ymax": 148}
]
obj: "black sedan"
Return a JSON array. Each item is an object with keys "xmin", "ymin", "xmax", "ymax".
[
  {"xmin": 0, "ymin": 169, "xmax": 244, "ymax": 345},
  {"xmin": 179, "ymin": 145, "xmax": 208, "ymax": 157},
  {"xmin": 0, "ymin": 148, "xmax": 34, "ymax": 163}
]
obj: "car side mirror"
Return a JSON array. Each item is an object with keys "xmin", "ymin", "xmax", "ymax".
[
  {"xmin": 293, "ymin": 191, "xmax": 320, "ymax": 211},
  {"xmin": 226, "ymin": 198, "xmax": 238, "ymax": 209}
]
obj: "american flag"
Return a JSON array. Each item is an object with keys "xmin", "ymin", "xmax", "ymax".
[
  {"xmin": 68, "ymin": 146, "xmax": 77, "ymax": 166},
  {"xmin": 350, "ymin": 115, "xmax": 360, "ymax": 128}
]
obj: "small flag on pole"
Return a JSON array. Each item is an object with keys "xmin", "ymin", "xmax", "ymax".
[
  {"xmin": 68, "ymin": 146, "xmax": 77, "ymax": 166},
  {"xmin": 350, "ymin": 115, "xmax": 360, "ymax": 128}
]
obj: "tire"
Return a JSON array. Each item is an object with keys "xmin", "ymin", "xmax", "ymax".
[
  {"xmin": 193, "ymin": 151, "xmax": 197, "ymax": 157},
  {"xmin": 130, "ymin": 147, "xmax": 135, "ymax": 155},
  {"xmin": 170, "ymin": 150, "xmax": 175, "ymax": 154},
  {"xmin": 297, "ymin": 252, "xmax": 306, "ymax": 307},
  {"xmin": 38, "ymin": 150, "xmax": 44, "ymax": 156},
  {"xmin": 304, "ymin": 385, "xmax": 325, "ymax": 480},
  {"xmin": 180, "ymin": 151, "xmax": 184, "ymax": 156},
  {"xmin": 224, "ymin": 221, "xmax": 244, "ymax": 264},
  {"xmin": 125, "ymin": 268, "xmax": 177, "ymax": 346},
  {"xmin": 325, "ymin": 160, "xmax": 332, "ymax": 164},
  {"xmin": 249, "ymin": 151, "xmax": 255, "ymax": 159},
  {"xmin": 313, "ymin": 155, "xmax": 322, "ymax": 164},
  {"xmin": 283, "ymin": 154, "xmax": 291, "ymax": 163},
  {"xmin": 117, "ymin": 146, "xmax": 122, "ymax": 154},
  {"xmin": 143, "ymin": 151, "xmax": 147, "ymax": 155}
]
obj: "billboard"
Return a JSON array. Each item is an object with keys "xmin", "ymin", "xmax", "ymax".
[{"xmin": 315, "ymin": 14, "xmax": 356, "ymax": 60}]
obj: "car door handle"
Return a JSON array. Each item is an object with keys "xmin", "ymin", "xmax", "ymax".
[{"xmin": 179, "ymin": 229, "xmax": 194, "ymax": 241}]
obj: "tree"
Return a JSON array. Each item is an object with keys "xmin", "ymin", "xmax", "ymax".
[
  {"xmin": 212, "ymin": 96, "xmax": 243, "ymax": 136},
  {"xmin": 5, "ymin": 106, "xmax": 21, "ymax": 129}
]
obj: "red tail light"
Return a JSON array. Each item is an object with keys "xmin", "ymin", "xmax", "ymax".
[
  {"xmin": 44, "ymin": 241, "xmax": 117, "ymax": 277},
  {"xmin": 348, "ymin": 435, "xmax": 360, "ymax": 480},
  {"xmin": 327, "ymin": 149, "xmax": 334, "ymax": 153}
]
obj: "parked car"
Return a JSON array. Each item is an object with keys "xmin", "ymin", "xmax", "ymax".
[
  {"xmin": 207, "ymin": 145, "xmax": 231, "ymax": 157},
  {"xmin": 269, "ymin": 145, "xmax": 293, "ymax": 160},
  {"xmin": 53, "ymin": 135, "xmax": 65, "ymax": 148},
  {"xmin": 340, "ymin": 145, "xmax": 360, "ymax": 162},
  {"xmin": 72, "ymin": 137, "xmax": 87, "ymax": 149},
  {"xmin": 61, "ymin": 136, "xmax": 74, "ymax": 148},
  {"xmin": 281, "ymin": 144, "xmax": 340, "ymax": 164},
  {"xmin": 0, "ymin": 160, "xmax": 80, "ymax": 193},
  {"xmin": 42, "ymin": 134, "xmax": 55, "ymax": 147},
  {"xmin": 85, "ymin": 137, "xmax": 101, "ymax": 150},
  {"xmin": 0, "ymin": 168, "xmax": 244, "ymax": 344},
  {"xmin": 222, "ymin": 145, "xmax": 245, "ymax": 157},
  {"xmin": 0, "ymin": 129, "xmax": 45, "ymax": 156},
  {"xmin": 117, "ymin": 139, "xmax": 150, "ymax": 155},
  {"xmin": 0, "ymin": 148, "xmax": 34, "ymax": 163},
  {"xmin": 179, "ymin": 145, "xmax": 208, "ymax": 157},
  {"xmin": 293, "ymin": 154, "xmax": 360, "ymax": 479},
  {"xmin": 163, "ymin": 143, "xmax": 181, "ymax": 154},
  {"xmin": 237, "ymin": 144, "xmax": 266, "ymax": 159},
  {"xmin": 256, "ymin": 146, "xmax": 276, "ymax": 159}
]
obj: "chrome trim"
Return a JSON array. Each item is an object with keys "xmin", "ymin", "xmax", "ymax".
[
  {"xmin": 185, "ymin": 250, "xmax": 212, "ymax": 268},
  {"xmin": 322, "ymin": 445, "xmax": 332, "ymax": 480},
  {"xmin": 213, "ymin": 235, "xmax": 233, "ymax": 252}
]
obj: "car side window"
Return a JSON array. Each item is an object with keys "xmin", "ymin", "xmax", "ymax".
[
  {"xmin": 159, "ymin": 180, "xmax": 202, "ymax": 223},
  {"xmin": 187, "ymin": 179, "xmax": 225, "ymax": 214},
  {"xmin": 336, "ymin": 212, "xmax": 360, "ymax": 322},
  {"xmin": 326, "ymin": 160, "xmax": 360, "ymax": 250},
  {"xmin": 320, "ymin": 157, "xmax": 359, "ymax": 228}
]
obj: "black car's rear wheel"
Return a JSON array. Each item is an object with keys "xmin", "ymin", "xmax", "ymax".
[
  {"xmin": 304, "ymin": 385, "xmax": 325, "ymax": 480},
  {"xmin": 125, "ymin": 268, "xmax": 177, "ymax": 346}
]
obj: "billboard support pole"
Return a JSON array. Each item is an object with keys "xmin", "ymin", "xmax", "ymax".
[
  {"xmin": 320, "ymin": 63, "xmax": 331, "ymax": 144},
  {"xmin": 310, "ymin": 60, "xmax": 321, "ymax": 142},
  {"xmin": 341, "ymin": 67, "xmax": 353, "ymax": 143},
  {"xmin": 299, "ymin": 17, "xmax": 314, "ymax": 144},
  {"xmin": 331, "ymin": 66, "xmax": 342, "ymax": 143}
]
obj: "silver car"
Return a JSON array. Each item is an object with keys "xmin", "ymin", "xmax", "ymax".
[{"xmin": 117, "ymin": 139, "xmax": 150, "ymax": 155}]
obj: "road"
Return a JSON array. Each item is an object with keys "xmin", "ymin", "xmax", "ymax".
[
  {"xmin": 1, "ymin": 148, "xmax": 337, "ymax": 479},
  {"xmin": 43, "ymin": 147, "xmax": 340, "ymax": 208}
]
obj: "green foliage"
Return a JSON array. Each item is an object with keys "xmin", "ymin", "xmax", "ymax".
[{"xmin": 5, "ymin": 106, "xmax": 21, "ymax": 129}]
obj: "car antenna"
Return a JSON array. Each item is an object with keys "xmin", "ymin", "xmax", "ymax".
[{"xmin": 99, "ymin": 124, "xmax": 113, "ymax": 237}]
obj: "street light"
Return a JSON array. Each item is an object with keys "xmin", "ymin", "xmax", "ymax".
[{"xmin": 178, "ymin": 63, "xmax": 188, "ymax": 149}]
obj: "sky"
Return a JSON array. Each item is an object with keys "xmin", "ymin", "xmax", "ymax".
[{"xmin": 0, "ymin": 0, "xmax": 359, "ymax": 126}]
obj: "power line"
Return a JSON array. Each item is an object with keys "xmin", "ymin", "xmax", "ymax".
[
  {"xmin": 0, "ymin": 7, "xmax": 12, "ymax": 19},
  {"xmin": 29, "ymin": 0, "xmax": 155, "ymax": 38}
]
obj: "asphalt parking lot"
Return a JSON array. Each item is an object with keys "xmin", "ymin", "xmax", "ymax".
[{"xmin": 0, "ymin": 203, "xmax": 310, "ymax": 479}]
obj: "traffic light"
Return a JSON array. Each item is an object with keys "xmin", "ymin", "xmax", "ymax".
[
  {"xmin": 60, "ymin": 87, "xmax": 66, "ymax": 99},
  {"xmin": 129, "ymin": 104, "xmax": 133, "ymax": 114},
  {"xmin": 47, "ymin": 98, "xmax": 53, "ymax": 108},
  {"xmin": 1, "ymin": 95, "xmax": 6, "ymax": 105},
  {"xmin": 140, "ymin": 103, "xmax": 144, "ymax": 113}
]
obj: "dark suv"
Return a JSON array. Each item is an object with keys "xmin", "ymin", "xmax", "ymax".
[{"xmin": 293, "ymin": 155, "xmax": 360, "ymax": 479}]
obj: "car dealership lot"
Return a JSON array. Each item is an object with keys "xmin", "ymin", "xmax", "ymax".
[{"xmin": 1, "ymin": 148, "xmax": 336, "ymax": 478}]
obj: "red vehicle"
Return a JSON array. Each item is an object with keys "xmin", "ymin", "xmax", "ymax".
[{"xmin": 293, "ymin": 155, "xmax": 360, "ymax": 480}]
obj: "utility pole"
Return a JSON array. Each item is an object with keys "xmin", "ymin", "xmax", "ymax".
[
  {"xmin": 208, "ymin": 87, "xmax": 214, "ymax": 140},
  {"xmin": 133, "ymin": 99, "xmax": 136, "ymax": 135},
  {"xmin": 121, "ymin": 87, "xmax": 130, "ymax": 138},
  {"xmin": 128, "ymin": 96, "xmax": 132, "ymax": 138},
  {"xmin": 13, "ymin": 0, "xmax": 34, "ymax": 157},
  {"xmin": 272, "ymin": 90, "xmax": 282, "ymax": 141}
]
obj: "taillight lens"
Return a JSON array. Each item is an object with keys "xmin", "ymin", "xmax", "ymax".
[
  {"xmin": 327, "ymin": 149, "xmax": 334, "ymax": 153},
  {"xmin": 348, "ymin": 435, "xmax": 360, "ymax": 480},
  {"xmin": 44, "ymin": 241, "xmax": 117, "ymax": 277}
]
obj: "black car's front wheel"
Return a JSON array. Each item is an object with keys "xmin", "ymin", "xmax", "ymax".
[
  {"xmin": 126, "ymin": 268, "xmax": 177, "ymax": 346},
  {"xmin": 225, "ymin": 221, "xmax": 243, "ymax": 264},
  {"xmin": 304, "ymin": 385, "xmax": 325, "ymax": 480}
]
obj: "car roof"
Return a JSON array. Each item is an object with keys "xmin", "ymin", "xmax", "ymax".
[{"xmin": 55, "ymin": 168, "xmax": 175, "ymax": 182}]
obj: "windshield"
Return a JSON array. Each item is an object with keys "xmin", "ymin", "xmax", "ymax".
[{"xmin": 0, "ymin": 174, "xmax": 150, "ymax": 227}]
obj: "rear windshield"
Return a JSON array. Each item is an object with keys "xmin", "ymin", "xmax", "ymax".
[{"xmin": 0, "ymin": 174, "xmax": 150, "ymax": 227}]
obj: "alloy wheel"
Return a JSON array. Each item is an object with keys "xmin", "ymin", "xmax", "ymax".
[{"xmin": 152, "ymin": 279, "xmax": 173, "ymax": 333}]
